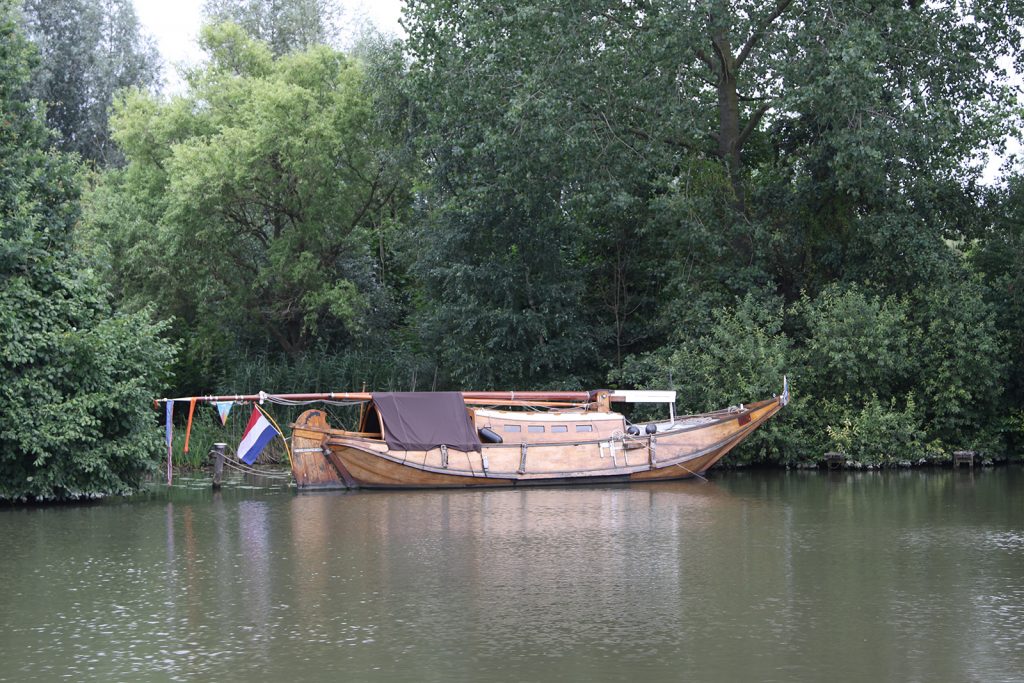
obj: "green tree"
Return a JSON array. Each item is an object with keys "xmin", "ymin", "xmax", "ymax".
[
  {"xmin": 751, "ymin": 1, "xmax": 1019, "ymax": 298},
  {"xmin": 402, "ymin": 0, "xmax": 717, "ymax": 387},
  {"xmin": 615, "ymin": 290, "xmax": 793, "ymax": 462},
  {"xmin": 971, "ymin": 176, "xmax": 1024, "ymax": 453},
  {"xmin": 202, "ymin": 0, "xmax": 338, "ymax": 55},
  {"xmin": 405, "ymin": 0, "xmax": 1022, "ymax": 284},
  {"xmin": 403, "ymin": 0, "xmax": 1012, "ymax": 369},
  {"xmin": 910, "ymin": 276, "xmax": 1005, "ymax": 452},
  {"xmin": 83, "ymin": 24, "xmax": 415, "ymax": 393},
  {"xmin": 20, "ymin": 0, "xmax": 161, "ymax": 165},
  {"xmin": 0, "ymin": 1, "xmax": 175, "ymax": 501},
  {"xmin": 796, "ymin": 284, "xmax": 915, "ymax": 402}
]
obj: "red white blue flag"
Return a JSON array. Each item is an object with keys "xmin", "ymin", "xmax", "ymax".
[{"xmin": 237, "ymin": 407, "xmax": 277, "ymax": 465}]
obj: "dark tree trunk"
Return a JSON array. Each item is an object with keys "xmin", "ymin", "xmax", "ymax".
[
  {"xmin": 698, "ymin": 0, "xmax": 793, "ymax": 215},
  {"xmin": 714, "ymin": 38, "xmax": 745, "ymax": 211}
]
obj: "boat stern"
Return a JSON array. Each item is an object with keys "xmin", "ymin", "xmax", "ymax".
[{"xmin": 290, "ymin": 409, "xmax": 349, "ymax": 489}]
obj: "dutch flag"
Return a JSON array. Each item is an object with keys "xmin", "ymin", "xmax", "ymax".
[{"xmin": 238, "ymin": 407, "xmax": 278, "ymax": 465}]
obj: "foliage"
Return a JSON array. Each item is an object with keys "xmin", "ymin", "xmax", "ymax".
[
  {"xmin": 202, "ymin": 0, "xmax": 338, "ymax": 55},
  {"xmin": 217, "ymin": 347, "xmax": 433, "ymax": 395},
  {"xmin": 909, "ymin": 276, "xmax": 1005, "ymax": 453},
  {"xmin": 616, "ymin": 291, "xmax": 793, "ymax": 462},
  {"xmin": 65, "ymin": 0, "xmax": 1024, "ymax": 471},
  {"xmin": 0, "ymin": 1, "xmax": 175, "ymax": 501},
  {"xmin": 970, "ymin": 175, "xmax": 1024, "ymax": 454},
  {"xmin": 619, "ymin": 276, "xmax": 1009, "ymax": 463},
  {"xmin": 825, "ymin": 394, "xmax": 924, "ymax": 466},
  {"xmin": 0, "ymin": 287, "xmax": 176, "ymax": 499},
  {"xmin": 400, "ymin": 0, "xmax": 1022, "ymax": 395},
  {"xmin": 82, "ymin": 25, "xmax": 415, "ymax": 394},
  {"xmin": 19, "ymin": 0, "xmax": 161, "ymax": 165},
  {"xmin": 795, "ymin": 284, "xmax": 915, "ymax": 402},
  {"xmin": 402, "ymin": 0, "xmax": 723, "ymax": 388},
  {"xmin": 750, "ymin": 0, "xmax": 1019, "ymax": 299}
]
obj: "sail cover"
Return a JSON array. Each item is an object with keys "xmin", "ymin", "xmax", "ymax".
[{"xmin": 372, "ymin": 392, "xmax": 481, "ymax": 452}]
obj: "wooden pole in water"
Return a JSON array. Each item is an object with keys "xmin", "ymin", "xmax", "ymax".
[{"xmin": 211, "ymin": 443, "xmax": 226, "ymax": 489}]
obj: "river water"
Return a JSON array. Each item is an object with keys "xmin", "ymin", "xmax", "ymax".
[{"xmin": 1, "ymin": 468, "xmax": 1022, "ymax": 682}]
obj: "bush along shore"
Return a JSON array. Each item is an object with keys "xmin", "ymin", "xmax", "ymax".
[{"xmin": 767, "ymin": 452, "xmax": 1016, "ymax": 472}]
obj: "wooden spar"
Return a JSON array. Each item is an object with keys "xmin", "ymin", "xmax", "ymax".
[
  {"xmin": 462, "ymin": 399, "xmax": 583, "ymax": 408},
  {"xmin": 152, "ymin": 387, "xmax": 700, "ymax": 411},
  {"xmin": 155, "ymin": 392, "xmax": 375, "ymax": 404},
  {"xmin": 155, "ymin": 390, "xmax": 597, "ymax": 405},
  {"xmin": 463, "ymin": 391, "xmax": 593, "ymax": 402}
]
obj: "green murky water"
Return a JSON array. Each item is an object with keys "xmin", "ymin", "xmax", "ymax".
[{"xmin": 1, "ymin": 468, "xmax": 1022, "ymax": 682}]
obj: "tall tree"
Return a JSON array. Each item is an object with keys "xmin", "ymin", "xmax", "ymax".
[
  {"xmin": 403, "ymin": 0, "xmax": 1021, "ymax": 459},
  {"xmin": 750, "ymin": 0, "xmax": 1020, "ymax": 295},
  {"xmin": 401, "ymin": 0, "xmax": 792, "ymax": 386},
  {"xmin": 970, "ymin": 176, "xmax": 1024, "ymax": 454},
  {"xmin": 83, "ymin": 24, "xmax": 414, "ymax": 392},
  {"xmin": 402, "ymin": 0, "xmax": 1023, "ymax": 328},
  {"xmin": 19, "ymin": 0, "xmax": 161, "ymax": 166},
  {"xmin": 202, "ymin": 0, "xmax": 338, "ymax": 55},
  {"xmin": 0, "ymin": 0, "xmax": 174, "ymax": 501}
]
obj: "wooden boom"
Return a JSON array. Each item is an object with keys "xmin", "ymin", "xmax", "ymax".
[{"xmin": 154, "ymin": 390, "xmax": 599, "ymax": 407}]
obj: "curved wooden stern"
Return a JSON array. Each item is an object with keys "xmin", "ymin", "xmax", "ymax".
[{"xmin": 290, "ymin": 409, "xmax": 349, "ymax": 489}]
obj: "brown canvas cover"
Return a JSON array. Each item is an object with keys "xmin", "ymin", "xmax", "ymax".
[{"xmin": 372, "ymin": 392, "xmax": 481, "ymax": 452}]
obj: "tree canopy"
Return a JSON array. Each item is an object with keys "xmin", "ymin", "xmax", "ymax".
[
  {"xmin": 19, "ymin": 0, "xmax": 160, "ymax": 165},
  {"xmin": 84, "ymin": 23, "xmax": 416, "ymax": 392},
  {"xmin": 0, "ymin": 0, "xmax": 173, "ymax": 501},
  {"xmin": 202, "ymin": 0, "xmax": 339, "ymax": 55}
]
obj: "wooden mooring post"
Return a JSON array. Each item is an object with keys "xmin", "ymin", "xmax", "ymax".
[
  {"xmin": 824, "ymin": 452, "xmax": 845, "ymax": 470},
  {"xmin": 953, "ymin": 450, "xmax": 976, "ymax": 469},
  {"xmin": 211, "ymin": 443, "xmax": 227, "ymax": 489}
]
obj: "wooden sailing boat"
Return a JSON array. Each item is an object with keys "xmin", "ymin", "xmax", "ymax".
[{"xmin": 284, "ymin": 380, "xmax": 789, "ymax": 489}]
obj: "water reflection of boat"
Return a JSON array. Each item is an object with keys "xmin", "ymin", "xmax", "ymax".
[{"xmin": 286, "ymin": 381, "xmax": 788, "ymax": 490}]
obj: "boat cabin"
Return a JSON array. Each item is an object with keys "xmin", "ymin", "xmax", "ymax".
[
  {"xmin": 472, "ymin": 409, "xmax": 626, "ymax": 444},
  {"xmin": 353, "ymin": 390, "xmax": 678, "ymax": 449}
]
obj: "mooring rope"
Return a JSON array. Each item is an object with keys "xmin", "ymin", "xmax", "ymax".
[
  {"xmin": 211, "ymin": 442, "xmax": 293, "ymax": 479},
  {"xmin": 674, "ymin": 460, "xmax": 709, "ymax": 482},
  {"xmin": 218, "ymin": 456, "xmax": 292, "ymax": 479}
]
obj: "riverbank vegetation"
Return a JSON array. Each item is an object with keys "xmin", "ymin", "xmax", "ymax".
[{"xmin": 2, "ymin": 0, "xmax": 1023, "ymax": 499}]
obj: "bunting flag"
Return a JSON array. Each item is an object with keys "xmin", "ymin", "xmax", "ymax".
[
  {"xmin": 165, "ymin": 400, "xmax": 174, "ymax": 485},
  {"xmin": 183, "ymin": 398, "xmax": 197, "ymax": 453},
  {"xmin": 237, "ymin": 406, "xmax": 278, "ymax": 465},
  {"xmin": 214, "ymin": 401, "xmax": 233, "ymax": 426}
]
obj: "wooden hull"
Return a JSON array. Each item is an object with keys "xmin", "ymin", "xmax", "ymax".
[{"xmin": 289, "ymin": 394, "xmax": 785, "ymax": 490}]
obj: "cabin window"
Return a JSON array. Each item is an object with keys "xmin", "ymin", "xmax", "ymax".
[
  {"xmin": 503, "ymin": 425, "xmax": 521, "ymax": 433},
  {"xmin": 551, "ymin": 425, "xmax": 568, "ymax": 433},
  {"xmin": 575, "ymin": 424, "xmax": 594, "ymax": 433},
  {"xmin": 528, "ymin": 425, "xmax": 545, "ymax": 433}
]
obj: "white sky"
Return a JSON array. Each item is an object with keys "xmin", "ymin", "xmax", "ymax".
[{"xmin": 132, "ymin": 0, "xmax": 405, "ymax": 93}]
